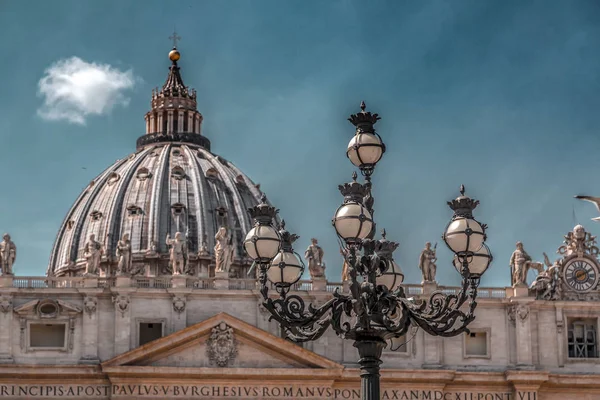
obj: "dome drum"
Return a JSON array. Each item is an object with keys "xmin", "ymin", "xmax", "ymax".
[{"xmin": 48, "ymin": 47, "xmax": 267, "ymax": 280}]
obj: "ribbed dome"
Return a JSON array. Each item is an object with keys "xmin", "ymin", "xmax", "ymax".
[{"xmin": 47, "ymin": 46, "xmax": 266, "ymax": 278}]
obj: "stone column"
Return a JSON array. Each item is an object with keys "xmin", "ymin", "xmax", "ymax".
[
  {"xmin": 157, "ymin": 113, "xmax": 164, "ymax": 133},
  {"xmin": 0, "ymin": 294, "xmax": 14, "ymax": 363},
  {"xmin": 112, "ymin": 290, "xmax": 133, "ymax": 356},
  {"xmin": 115, "ymin": 276, "xmax": 131, "ymax": 288},
  {"xmin": 167, "ymin": 110, "xmax": 174, "ymax": 134},
  {"xmin": 149, "ymin": 114, "xmax": 155, "ymax": 133},
  {"xmin": 422, "ymin": 333, "xmax": 442, "ymax": 367},
  {"xmin": 79, "ymin": 290, "xmax": 102, "ymax": 364},
  {"xmin": 178, "ymin": 111, "xmax": 184, "ymax": 133},
  {"xmin": 214, "ymin": 271, "xmax": 229, "ymax": 290},
  {"xmin": 170, "ymin": 295, "xmax": 187, "ymax": 333},
  {"xmin": 312, "ymin": 277, "xmax": 327, "ymax": 292},
  {"xmin": 511, "ymin": 303, "xmax": 534, "ymax": 368},
  {"xmin": 188, "ymin": 113, "xmax": 194, "ymax": 133},
  {"xmin": 0, "ymin": 275, "xmax": 14, "ymax": 288},
  {"xmin": 555, "ymin": 306, "xmax": 565, "ymax": 367},
  {"xmin": 422, "ymin": 281, "xmax": 438, "ymax": 295},
  {"xmin": 506, "ymin": 371, "xmax": 548, "ymax": 400},
  {"xmin": 168, "ymin": 285, "xmax": 191, "ymax": 334}
]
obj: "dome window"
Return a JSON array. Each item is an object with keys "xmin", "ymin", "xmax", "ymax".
[
  {"xmin": 171, "ymin": 203, "xmax": 186, "ymax": 215},
  {"xmin": 66, "ymin": 220, "xmax": 75, "ymax": 230},
  {"xmin": 107, "ymin": 172, "xmax": 121, "ymax": 186},
  {"xmin": 171, "ymin": 166, "xmax": 186, "ymax": 180},
  {"xmin": 90, "ymin": 211, "xmax": 103, "ymax": 221},
  {"xmin": 127, "ymin": 205, "xmax": 143, "ymax": 216},
  {"xmin": 172, "ymin": 149, "xmax": 182, "ymax": 157},
  {"xmin": 235, "ymin": 175, "xmax": 246, "ymax": 185},
  {"xmin": 136, "ymin": 167, "xmax": 152, "ymax": 181},
  {"xmin": 196, "ymin": 150, "xmax": 206, "ymax": 159},
  {"xmin": 217, "ymin": 156, "xmax": 228, "ymax": 165},
  {"xmin": 205, "ymin": 168, "xmax": 219, "ymax": 180}
]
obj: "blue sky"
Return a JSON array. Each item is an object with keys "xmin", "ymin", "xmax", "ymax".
[{"xmin": 1, "ymin": 0, "xmax": 600, "ymax": 287}]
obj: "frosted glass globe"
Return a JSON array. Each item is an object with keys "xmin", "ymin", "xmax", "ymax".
[
  {"xmin": 268, "ymin": 251, "xmax": 303, "ymax": 285},
  {"xmin": 443, "ymin": 217, "xmax": 484, "ymax": 254},
  {"xmin": 243, "ymin": 225, "xmax": 280, "ymax": 260},
  {"xmin": 453, "ymin": 243, "xmax": 492, "ymax": 277},
  {"xmin": 347, "ymin": 133, "xmax": 384, "ymax": 167},
  {"xmin": 333, "ymin": 203, "xmax": 373, "ymax": 241},
  {"xmin": 377, "ymin": 260, "xmax": 404, "ymax": 291}
]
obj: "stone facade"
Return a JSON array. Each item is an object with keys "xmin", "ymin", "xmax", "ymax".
[{"xmin": 0, "ymin": 275, "xmax": 599, "ymax": 399}]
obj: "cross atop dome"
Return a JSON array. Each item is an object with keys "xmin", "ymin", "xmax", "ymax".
[
  {"xmin": 139, "ymin": 39, "xmax": 208, "ymax": 150},
  {"xmin": 169, "ymin": 29, "xmax": 181, "ymax": 48}
]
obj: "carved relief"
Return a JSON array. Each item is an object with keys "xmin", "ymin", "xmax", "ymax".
[
  {"xmin": 0, "ymin": 295, "xmax": 12, "ymax": 313},
  {"xmin": 207, "ymin": 322, "xmax": 238, "ymax": 367},
  {"xmin": 19, "ymin": 318, "xmax": 25, "ymax": 350},
  {"xmin": 84, "ymin": 296, "xmax": 97, "ymax": 317},
  {"xmin": 112, "ymin": 295, "xmax": 130, "ymax": 317},
  {"xmin": 516, "ymin": 304, "xmax": 529, "ymax": 322},
  {"xmin": 507, "ymin": 305, "xmax": 516, "ymax": 324},
  {"xmin": 68, "ymin": 318, "xmax": 75, "ymax": 350},
  {"xmin": 410, "ymin": 326, "xmax": 419, "ymax": 356},
  {"xmin": 172, "ymin": 296, "xmax": 186, "ymax": 314}
]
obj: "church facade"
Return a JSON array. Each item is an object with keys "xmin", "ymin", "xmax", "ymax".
[{"xmin": 0, "ymin": 46, "xmax": 599, "ymax": 400}]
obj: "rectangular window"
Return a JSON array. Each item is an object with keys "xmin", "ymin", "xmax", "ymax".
[
  {"xmin": 387, "ymin": 335, "xmax": 409, "ymax": 354},
  {"xmin": 568, "ymin": 319, "xmax": 598, "ymax": 358},
  {"xmin": 139, "ymin": 322, "xmax": 163, "ymax": 346},
  {"xmin": 464, "ymin": 330, "xmax": 489, "ymax": 358},
  {"xmin": 30, "ymin": 323, "xmax": 66, "ymax": 348}
]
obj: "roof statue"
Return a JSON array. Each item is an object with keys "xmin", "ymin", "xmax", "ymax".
[
  {"xmin": 529, "ymin": 224, "xmax": 600, "ymax": 301},
  {"xmin": 47, "ymin": 43, "xmax": 271, "ymax": 279}
]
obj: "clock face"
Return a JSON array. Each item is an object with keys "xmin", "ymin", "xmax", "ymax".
[{"xmin": 563, "ymin": 258, "xmax": 599, "ymax": 292}]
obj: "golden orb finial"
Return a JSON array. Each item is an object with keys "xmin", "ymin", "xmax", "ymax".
[{"xmin": 169, "ymin": 48, "xmax": 181, "ymax": 62}]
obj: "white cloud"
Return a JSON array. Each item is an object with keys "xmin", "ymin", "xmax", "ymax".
[{"xmin": 37, "ymin": 57, "xmax": 138, "ymax": 125}]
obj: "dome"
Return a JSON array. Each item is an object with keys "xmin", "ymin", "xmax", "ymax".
[{"xmin": 47, "ymin": 47, "xmax": 267, "ymax": 278}]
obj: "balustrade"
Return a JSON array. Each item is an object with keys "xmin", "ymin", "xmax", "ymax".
[{"xmin": 2, "ymin": 275, "xmax": 506, "ymax": 298}]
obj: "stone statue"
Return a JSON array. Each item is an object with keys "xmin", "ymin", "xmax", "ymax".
[
  {"xmin": 214, "ymin": 227, "xmax": 234, "ymax": 273},
  {"xmin": 341, "ymin": 248, "xmax": 350, "ymax": 282},
  {"xmin": 166, "ymin": 232, "xmax": 187, "ymax": 275},
  {"xmin": 418, "ymin": 242, "xmax": 437, "ymax": 282},
  {"xmin": 509, "ymin": 241, "xmax": 532, "ymax": 286},
  {"xmin": 116, "ymin": 233, "xmax": 132, "ymax": 275},
  {"xmin": 198, "ymin": 234, "xmax": 209, "ymax": 257},
  {"xmin": 83, "ymin": 234, "xmax": 103, "ymax": 276},
  {"xmin": 304, "ymin": 238, "xmax": 325, "ymax": 279},
  {"xmin": 0, "ymin": 233, "xmax": 16, "ymax": 275},
  {"xmin": 530, "ymin": 253, "xmax": 562, "ymax": 300}
]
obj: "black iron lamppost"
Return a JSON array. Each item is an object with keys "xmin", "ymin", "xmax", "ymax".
[{"xmin": 244, "ymin": 102, "xmax": 493, "ymax": 400}]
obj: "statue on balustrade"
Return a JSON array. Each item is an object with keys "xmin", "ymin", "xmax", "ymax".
[
  {"xmin": 166, "ymin": 232, "xmax": 188, "ymax": 275},
  {"xmin": 198, "ymin": 234, "xmax": 210, "ymax": 257},
  {"xmin": 215, "ymin": 226, "xmax": 234, "ymax": 274},
  {"xmin": 0, "ymin": 233, "xmax": 16, "ymax": 276},
  {"xmin": 530, "ymin": 253, "xmax": 562, "ymax": 300},
  {"xmin": 509, "ymin": 241, "xmax": 533, "ymax": 286},
  {"xmin": 305, "ymin": 238, "xmax": 325, "ymax": 279},
  {"xmin": 83, "ymin": 234, "xmax": 103, "ymax": 276},
  {"xmin": 116, "ymin": 233, "xmax": 132, "ymax": 275},
  {"xmin": 418, "ymin": 242, "xmax": 437, "ymax": 283},
  {"xmin": 341, "ymin": 248, "xmax": 350, "ymax": 282}
]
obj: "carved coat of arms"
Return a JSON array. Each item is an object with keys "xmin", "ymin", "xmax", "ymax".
[{"xmin": 207, "ymin": 322, "xmax": 238, "ymax": 367}]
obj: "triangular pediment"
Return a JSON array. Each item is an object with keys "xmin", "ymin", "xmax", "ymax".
[{"xmin": 102, "ymin": 312, "xmax": 342, "ymax": 370}]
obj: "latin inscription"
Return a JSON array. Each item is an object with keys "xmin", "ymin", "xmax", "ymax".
[{"xmin": 0, "ymin": 384, "xmax": 521, "ymax": 399}]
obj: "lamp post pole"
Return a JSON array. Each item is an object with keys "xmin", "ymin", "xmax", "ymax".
[{"xmin": 243, "ymin": 102, "xmax": 493, "ymax": 400}]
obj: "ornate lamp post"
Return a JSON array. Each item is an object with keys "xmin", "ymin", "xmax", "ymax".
[{"xmin": 244, "ymin": 102, "xmax": 492, "ymax": 400}]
